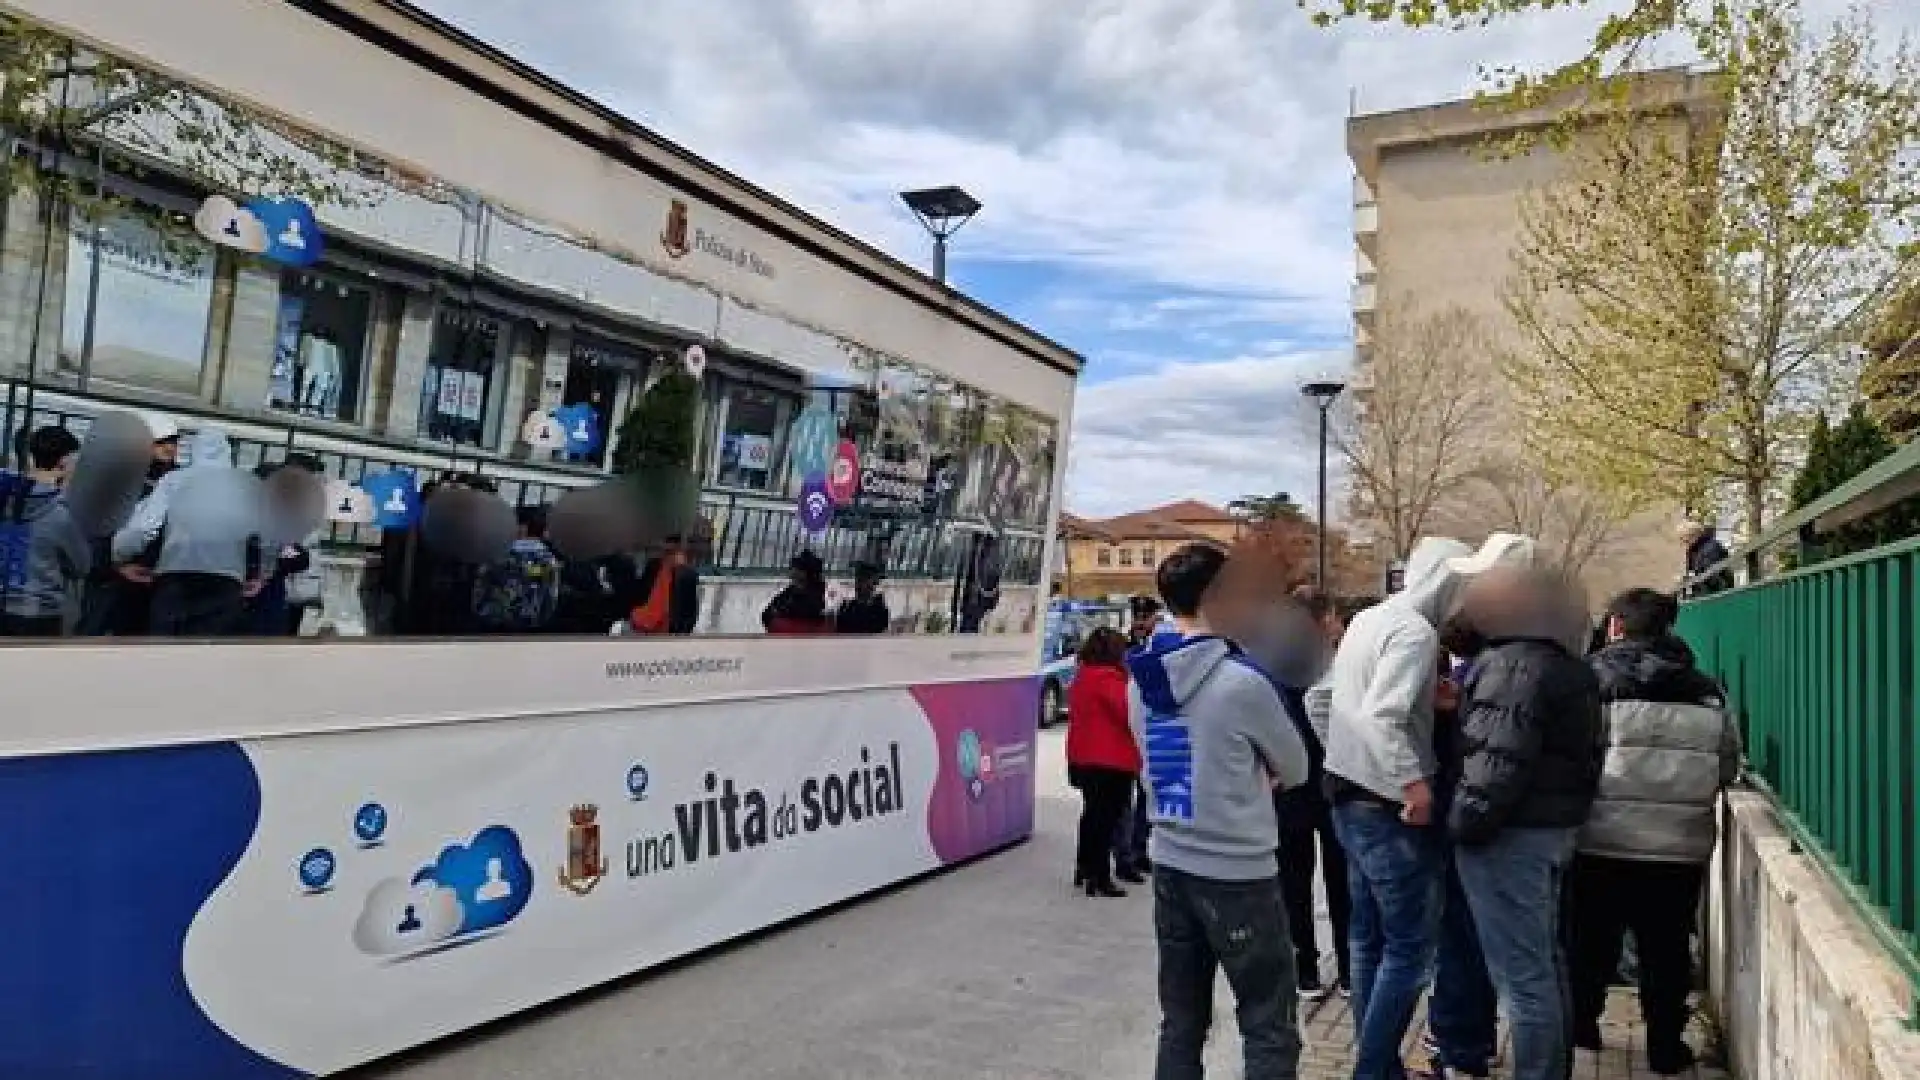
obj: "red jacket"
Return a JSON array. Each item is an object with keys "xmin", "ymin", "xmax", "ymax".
[{"xmin": 1065, "ymin": 662, "xmax": 1141, "ymax": 774}]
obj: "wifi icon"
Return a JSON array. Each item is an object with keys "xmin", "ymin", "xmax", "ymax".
[{"xmin": 797, "ymin": 478, "xmax": 834, "ymax": 532}]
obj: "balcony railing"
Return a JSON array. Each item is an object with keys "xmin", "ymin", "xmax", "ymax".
[{"xmin": 1352, "ymin": 281, "xmax": 1377, "ymax": 320}]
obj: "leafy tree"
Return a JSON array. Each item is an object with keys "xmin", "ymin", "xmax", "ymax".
[
  {"xmin": 1861, "ymin": 282, "xmax": 1920, "ymax": 444},
  {"xmin": 0, "ymin": 16, "xmax": 368, "ymax": 235},
  {"xmin": 1335, "ymin": 297, "xmax": 1502, "ymax": 561},
  {"xmin": 1229, "ymin": 493, "xmax": 1310, "ymax": 524},
  {"xmin": 1500, "ymin": 0, "xmax": 1920, "ymax": 536},
  {"xmin": 613, "ymin": 365, "xmax": 699, "ymax": 474},
  {"xmin": 1784, "ymin": 403, "xmax": 1916, "ymax": 566}
]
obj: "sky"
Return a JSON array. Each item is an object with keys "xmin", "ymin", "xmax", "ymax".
[{"xmin": 406, "ymin": 0, "xmax": 1897, "ymax": 519}]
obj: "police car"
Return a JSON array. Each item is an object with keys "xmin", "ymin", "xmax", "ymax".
[{"xmin": 1037, "ymin": 599, "xmax": 1124, "ymax": 727}]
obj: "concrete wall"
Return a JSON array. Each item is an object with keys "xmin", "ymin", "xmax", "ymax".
[{"xmin": 1708, "ymin": 789, "xmax": 1920, "ymax": 1080}]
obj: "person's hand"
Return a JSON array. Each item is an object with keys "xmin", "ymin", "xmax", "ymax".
[
  {"xmin": 117, "ymin": 565, "xmax": 152, "ymax": 583},
  {"xmin": 243, "ymin": 577, "xmax": 265, "ymax": 598},
  {"xmin": 1401, "ymin": 779, "xmax": 1433, "ymax": 826}
]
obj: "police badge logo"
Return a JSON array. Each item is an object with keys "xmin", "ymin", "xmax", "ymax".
[
  {"xmin": 558, "ymin": 804, "xmax": 608, "ymax": 896},
  {"xmin": 661, "ymin": 199, "xmax": 691, "ymax": 259}
]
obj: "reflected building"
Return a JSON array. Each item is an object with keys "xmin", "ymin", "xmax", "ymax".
[{"xmin": 0, "ymin": 4, "xmax": 1079, "ymax": 637}]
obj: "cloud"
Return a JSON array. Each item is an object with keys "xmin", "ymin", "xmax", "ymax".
[
  {"xmin": 411, "ymin": 825, "xmax": 534, "ymax": 937},
  {"xmin": 353, "ymin": 877, "xmax": 464, "ymax": 957},
  {"xmin": 412, "ymin": 0, "xmax": 1916, "ymax": 515},
  {"xmin": 1067, "ymin": 347, "xmax": 1345, "ymax": 517}
]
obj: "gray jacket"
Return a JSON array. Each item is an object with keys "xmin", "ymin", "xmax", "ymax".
[
  {"xmin": 1128, "ymin": 633, "xmax": 1309, "ymax": 881},
  {"xmin": 1322, "ymin": 536, "xmax": 1473, "ymax": 802},
  {"xmin": 1580, "ymin": 637, "xmax": 1742, "ymax": 863},
  {"xmin": 113, "ymin": 429, "xmax": 263, "ymax": 582},
  {"xmin": 2, "ymin": 478, "xmax": 89, "ymax": 621}
]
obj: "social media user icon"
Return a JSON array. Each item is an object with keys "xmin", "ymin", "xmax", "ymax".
[
  {"xmin": 626, "ymin": 763, "xmax": 650, "ymax": 802},
  {"xmin": 521, "ymin": 408, "xmax": 567, "ymax": 451},
  {"xmin": 247, "ymin": 197, "xmax": 324, "ymax": 268},
  {"xmin": 193, "ymin": 195, "xmax": 269, "ymax": 254},
  {"xmin": 828, "ymin": 440, "xmax": 860, "ymax": 505},
  {"xmin": 324, "ymin": 479, "xmax": 375, "ymax": 525},
  {"xmin": 299, "ymin": 847, "xmax": 337, "ymax": 894},
  {"xmin": 354, "ymin": 802, "xmax": 388, "ymax": 846}
]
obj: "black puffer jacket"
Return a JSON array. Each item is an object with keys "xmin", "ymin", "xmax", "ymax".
[{"xmin": 1448, "ymin": 636, "xmax": 1603, "ymax": 846}]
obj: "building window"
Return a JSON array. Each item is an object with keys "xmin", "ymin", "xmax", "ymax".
[
  {"xmin": 268, "ymin": 271, "xmax": 373, "ymax": 422},
  {"xmin": 706, "ymin": 378, "xmax": 795, "ymax": 491},
  {"xmin": 59, "ymin": 209, "xmax": 215, "ymax": 396},
  {"xmin": 1118, "ymin": 548, "xmax": 1135, "ymax": 567},
  {"xmin": 419, "ymin": 307, "xmax": 501, "ymax": 446},
  {"xmin": 1096, "ymin": 547, "xmax": 1112, "ymax": 567},
  {"xmin": 1141, "ymin": 545, "xmax": 1156, "ymax": 567},
  {"xmin": 560, "ymin": 339, "xmax": 633, "ymax": 468}
]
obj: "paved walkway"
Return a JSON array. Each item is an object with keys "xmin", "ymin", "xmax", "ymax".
[{"xmin": 360, "ymin": 729, "xmax": 1728, "ymax": 1080}]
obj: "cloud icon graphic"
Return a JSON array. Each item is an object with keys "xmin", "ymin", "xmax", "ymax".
[
  {"xmin": 353, "ymin": 877, "xmax": 464, "ymax": 957},
  {"xmin": 323, "ymin": 478, "xmax": 375, "ymax": 524},
  {"xmin": 410, "ymin": 826, "xmax": 533, "ymax": 937},
  {"xmin": 192, "ymin": 195, "xmax": 268, "ymax": 254}
]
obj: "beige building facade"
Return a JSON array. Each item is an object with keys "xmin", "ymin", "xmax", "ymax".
[{"xmin": 1347, "ymin": 70, "xmax": 1720, "ymax": 606}]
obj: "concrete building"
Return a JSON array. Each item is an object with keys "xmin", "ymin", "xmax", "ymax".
[
  {"xmin": 1055, "ymin": 501, "xmax": 1243, "ymax": 600},
  {"xmin": 1346, "ymin": 69, "xmax": 1721, "ymax": 603}
]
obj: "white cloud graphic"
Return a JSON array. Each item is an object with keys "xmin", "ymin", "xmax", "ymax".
[
  {"xmin": 521, "ymin": 408, "xmax": 568, "ymax": 450},
  {"xmin": 324, "ymin": 479, "xmax": 376, "ymax": 524},
  {"xmin": 192, "ymin": 196, "xmax": 269, "ymax": 254},
  {"xmin": 352, "ymin": 877, "xmax": 464, "ymax": 957}
]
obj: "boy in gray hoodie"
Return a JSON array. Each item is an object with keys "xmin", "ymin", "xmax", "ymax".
[
  {"xmin": 1129, "ymin": 542, "xmax": 1310, "ymax": 1080},
  {"xmin": 1, "ymin": 427, "xmax": 87, "ymax": 636}
]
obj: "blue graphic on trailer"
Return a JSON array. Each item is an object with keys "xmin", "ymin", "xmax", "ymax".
[
  {"xmin": 298, "ymin": 847, "xmax": 337, "ymax": 894},
  {"xmin": 626, "ymin": 763, "xmax": 651, "ymax": 802},
  {"xmin": 350, "ymin": 826, "xmax": 534, "ymax": 960},
  {"xmin": 554, "ymin": 403, "xmax": 603, "ymax": 458},
  {"xmin": 353, "ymin": 801, "xmax": 389, "ymax": 847},
  {"xmin": 0, "ymin": 742, "xmax": 304, "ymax": 1078},
  {"xmin": 788, "ymin": 404, "xmax": 837, "ymax": 479},
  {"xmin": 358, "ymin": 471, "xmax": 419, "ymax": 530},
  {"xmin": 247, "ymin": 197, "xmax": 324, "ymax": 268}
]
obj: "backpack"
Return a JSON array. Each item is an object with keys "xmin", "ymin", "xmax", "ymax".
[
  {"xmin": 0, "ymin": 473, "xmax": 32, "ymax": 599},
  {"xmin": 472, "ymin": 541, "xmax": 561, "ymax": 631}
]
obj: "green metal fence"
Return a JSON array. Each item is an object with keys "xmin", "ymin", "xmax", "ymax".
[{"xmin": 1677, "ymin": 439, "xmax": 1920, "ymax": 1024}]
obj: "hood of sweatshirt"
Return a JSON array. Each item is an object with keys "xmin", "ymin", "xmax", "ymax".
[
  {"xmin": 1127, "ymin": 632, "xmax": 1238, "ymax": 716},
  {"xmin": 1394, "ymin": 536, "xmax": 1475, "ymax": 627}
]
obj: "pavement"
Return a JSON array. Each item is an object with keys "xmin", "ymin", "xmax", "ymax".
[{"xmin": 357, "ymin": 729, "xmax": 1730, "ymax": 1080}]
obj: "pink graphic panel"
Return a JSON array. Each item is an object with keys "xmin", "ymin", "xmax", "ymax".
[{"xmin": 911, "ymin": 678, "xmax": 1040, "ymax": 864}]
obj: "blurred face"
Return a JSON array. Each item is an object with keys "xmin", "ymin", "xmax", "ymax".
[
  {"xmin": 855, "ymin": 573, "xmax": 878, "ymax": 598},
  {"xmin": 152, "ymin": 438, "xmax": 179, "ymax": 465},
  {"xmin": 1319, "ymin": 608, "xmax": 1346, "ymax": 644}
]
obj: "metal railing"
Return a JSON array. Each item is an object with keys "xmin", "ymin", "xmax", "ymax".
[
  {"xmin": 1676, "ymin": 437, "xmax": 1920, "ymax": 1025},
  {"xmin": 3, "ymin": 378, "xmax": 1048, "ymax": 586}
]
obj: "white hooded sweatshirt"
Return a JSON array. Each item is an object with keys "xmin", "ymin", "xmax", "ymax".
[{"xmin": 1321, "ymin": 536, "xmax": 1475, "ymax": 803}]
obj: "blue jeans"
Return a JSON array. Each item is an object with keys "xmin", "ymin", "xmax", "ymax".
[
  {"xmin": 1331, "ymin": 800, "xmax": 1442, "ymax": 1080},
  {"xmin": 1152, "ymin": 867, "xmax": 1302, "ymax": 1080},
  {"xmin": 1428, "ymin": 824, "xmax": 1498, "ymax": 1074},
  {"xmin": 1455, "ymin": 827, "xmax": 1578, "ymax": 1080}
]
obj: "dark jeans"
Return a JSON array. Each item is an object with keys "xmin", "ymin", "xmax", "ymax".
[
  {"xmin": 1114, "ymin": 778, "xmax": 1151, "ymax": 870},
  {"xmin": 1455, "ymin": 827, "xmax": 1578, "ymax": 1080},
  {"xmin": 1331, "ymin": 799, "xmax": 1442, "ymax": 1080},
  {"xmin": 1071, "ymin": 766, "xmax": 1134, "ymax": 886},
  {"xmin": 150, "ymin": 574, "xmax": 246, "ymax": 637},
  {"xmin": 1278, "ymin": 798, "xmax": 1350, "ymax": 987},
  {"xmin": 1153, "ymin": 866, "xmax": 1301, "ymax": 1080},
  {"xmin": 1429, "ymin": 840, "xmax": 1499, "ymax": 1074},
  {"xmin": 1568, "ymin": 854, "xmax": 1704, "ymax": 1055}
]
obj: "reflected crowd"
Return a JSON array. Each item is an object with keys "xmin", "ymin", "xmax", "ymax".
[{"xmin": 0, "ymin": 410, "xmax": 963, "ymax": 642}]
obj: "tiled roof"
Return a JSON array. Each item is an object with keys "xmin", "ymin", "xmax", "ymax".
[{"xmin": 1062, "ymin": 500, "xmax": 1237, "ymax": 543}]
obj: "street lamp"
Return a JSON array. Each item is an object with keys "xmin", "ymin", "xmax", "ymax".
[
  {"xmin": 1302, "ymin": 380, "xmax": 1347, "ymax": 590},
  {"xmin": 899, "ymin": 185, "xmax": 981, "ymax": 285}
]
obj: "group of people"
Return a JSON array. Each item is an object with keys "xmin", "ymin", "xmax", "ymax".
[
  {"xmin": 3, "ymin": 412, "xmax": 901, "ymax": 641},
  {"xmin": 1062, "ymin": 532, "xmax": 1740, "ymax": 1080}
]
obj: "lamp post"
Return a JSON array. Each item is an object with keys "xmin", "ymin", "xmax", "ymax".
[
  {"xmin": 1302, "ymin": 380, "xmax": 1347, "ymax": 590},
  {"xmin": 899, "ymin": 186, "xmax": 981, "ymax": 284}
]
